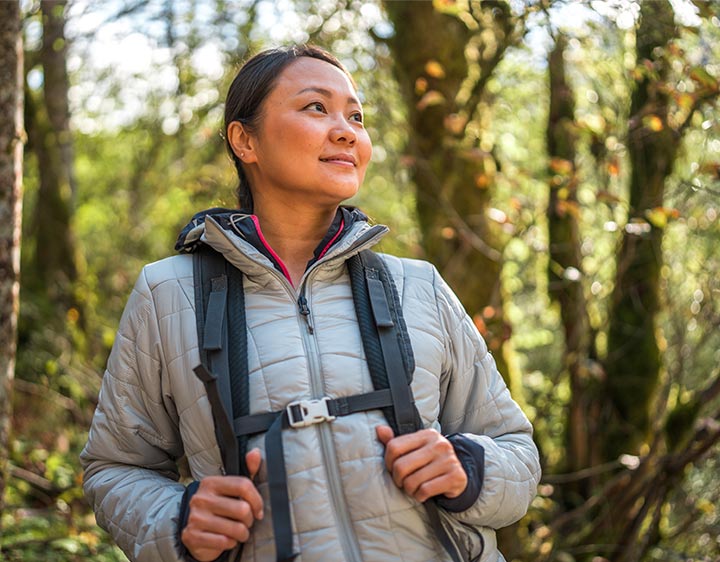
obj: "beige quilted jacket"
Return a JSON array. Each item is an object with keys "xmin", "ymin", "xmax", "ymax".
[{"xmin": 81, "ymin": 214, "xmax": 540, "ymax": 562}]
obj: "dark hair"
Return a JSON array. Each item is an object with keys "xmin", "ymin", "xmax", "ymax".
[{"xmin": 224, "ymin": 44, "xmax": 354, "ymax": 210}]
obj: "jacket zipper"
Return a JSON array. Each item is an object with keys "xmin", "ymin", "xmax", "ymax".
[
  {"xmin": 221, "ymin": 227, "xmax": 384, "ymax": 562},
  {"xmin": 297, "ymin": 281, "xmax": 364, "ymax": 562},
  {"xmin": 297, "ymin": 281, "xmax": 363, "ymax": 562},
  {"xmin": 297, "ymin": 295, "xmax": 314, "ymax": 334}
]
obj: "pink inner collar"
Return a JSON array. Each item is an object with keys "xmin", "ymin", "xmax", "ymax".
[
  {"xmin": 250, "ymin": 215, "xmax": 294, "ymax": 287},
  {"xmin": 318, "ymin": 218, "xmax": 345, "ymax": 260}
]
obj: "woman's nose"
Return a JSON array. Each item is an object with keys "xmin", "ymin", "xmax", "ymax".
[{"xmin": 329, "ymin": 118, "xmax": 356, "ymax": 145}]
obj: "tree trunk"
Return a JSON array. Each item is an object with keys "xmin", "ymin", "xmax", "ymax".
[
  {"xmin": 0, "ymin": 0, "xmax": 24, "ymax": 519},
  {"xmin": 602, "ymin": 0, "xmax": 678, "ymax": 462},
  {"xmin": 382, "ymin": 1, "xmax": 521, "ymax": 392},
  {"xmin": 546, "ymin": 34, "xmax": 600, "ymax": 494},
  {"xmin": 27, "ymin": 0, "xmax": 78, "ymax": 302},
  {"xmin": 40, "ymin": 0, "xmax": 76, "ymax": 199}
]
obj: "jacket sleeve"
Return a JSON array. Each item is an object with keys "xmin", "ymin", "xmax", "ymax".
[
  {"xmin": 80, "ymin": 267, "xmax": 188, "ymax": 562},
  {"xmin": 433, "ymin": 268, "xmax": 541, "ymax": 531}
]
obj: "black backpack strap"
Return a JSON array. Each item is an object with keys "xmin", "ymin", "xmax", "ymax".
[
  {"xmin": 235, "ymin": 390, "xmax": 396, "ymax": 562},
  {"xmin": 192, "ymin": 245, "xmax": 462, "ymax": 561},
  {"xmin": 192, "ymin": 245, "xmax": 250, "ymax": 477},
  {"xmin": 348, "ymin": 250, "xmax": 421, "ymax": 435},
  {"xmin": 349, "ymin": 250, "xmax": 464, "ymax": 562}
]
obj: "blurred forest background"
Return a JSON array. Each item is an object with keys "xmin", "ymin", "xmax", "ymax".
[{"xmin": 0, "ymin": 0, "xmax": 719, "ymax": 560}]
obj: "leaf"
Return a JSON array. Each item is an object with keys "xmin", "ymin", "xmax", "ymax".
[
  {"xmin": 444, "ymin": 113, "xmax": 467, "ymax": 135},
  {"xmin": 690, "ymin": 0, "xmax": 716, "ymax": 18},
  {"xmin": 700, "ymin": 162, "xmax": 720, "ymax": 178},
  {"xmin": 643, "ymin": 114, "xmax": 664, "ymax": 132},
  {"xmin": 607, "ymin": 160, "xmax": 620, "ymax": 177},
  {"xmin": 440, "ymin": 226, "xmax": 456, "ymax": 239},
  {"xmin": 416, "ymin": 90, "xmax": 446, "ymax": 111},
  {"xmin": 424, "ymin": 60, "xmax": 446, "ymax": 79},
  {"xmin": 674, "ymin": 92, "xmax": 695, "ymax": 111},
  {"xmin": 415, "ymin": 77, "xmax": 428, "ymax": 95},
  {"xmin": 474, "ymin": 173, "xmax": 490, "ymax": 189},
  {"xmin": 473, "ymin": 314, "xmax": 488, "ymax": 336},
  {"xmin": 689, "ymin": 66, "xmax": 719, "ymax": 92},
  {"xmin": 549, "ymin": 157, "xmax": 574, "ymax": 175},
  {"xmin": 597, "ymin": 189, "xmax": 621, "ymax": 204},
  {"xmin": 645, "ymin": 207, "xmax": 679, "ymax": 228},
  {"xmin": 432, "ymin": 0, "xmax": 460, "ymax": 15},
  {"xmin": 645, "ymin": 208, "xmax": 668, "ymax": 228},
  {"xmin": 556, "ymin": 200, "xmax": 580, "ymax": 219}
]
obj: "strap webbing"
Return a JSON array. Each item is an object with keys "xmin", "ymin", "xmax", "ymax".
[
  {"xmin": 194, "ymin": 246, "xmax": 462, "ymax": 562},
  {"xmin": 356, "ymin": 252, "xmax": 463, "ymax": 562},
  {"xmin": 240, "ymin": 388, "xmax": 396, "ymax": 562},
  {"xmin": 265, "ymin": 415, "xmax": 298, "ymax": 561},
  {"xmin": 204, "ymin": 275, "xmax": 227, "ymax": 351},
  {"xmin": 193, "ymin": 364, "xmax": 239, "ymax": 478},
  {"xmin": 232, "ymin": 390, "xmax": 394, "ymax": 436},
  {"xmin": 226, "ymin": 261, "xmax": 249, "ymax": 476},
  {"xmin": 425, "ymin": 501, "xmax": 463, "ymax": 562},
  {"xmin": 193, "ymin": 249, "xmax": 236, "ymax": 474},
  {"xmin": 360, "ymin": 252, "xmax": 418, "ymax": 436}
]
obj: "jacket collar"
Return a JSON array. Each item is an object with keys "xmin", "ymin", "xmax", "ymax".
[{"xmin": 175, "ymin": 206, "xmax": 388, "ymax": 286}]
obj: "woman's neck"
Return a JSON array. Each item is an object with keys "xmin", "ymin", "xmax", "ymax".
[{"xmin": 252, "ymin": 200, "xmax": 338, "ymax": 287}]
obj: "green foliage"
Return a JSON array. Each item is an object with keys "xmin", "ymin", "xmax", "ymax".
[
  {"xmin": 6, "ymin": 1, "xmax": 720, "ymax": 561},
  {"xmin": 2, "ymin": 508, "xmax": 127, "ymax": 561}
]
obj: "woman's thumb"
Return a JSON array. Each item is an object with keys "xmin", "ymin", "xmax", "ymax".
[
  {"xmin": 245, "ymin": 448, "xmax": 262, "ymax": 479},
  {"xmin": 375, "ymin": 425, "xmax": 394, "ymax": 445}
]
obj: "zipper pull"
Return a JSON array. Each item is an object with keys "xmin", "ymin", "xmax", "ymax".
[{"xmin": 298, "ymin": 295, "xmax": 314, "ymax": 334}]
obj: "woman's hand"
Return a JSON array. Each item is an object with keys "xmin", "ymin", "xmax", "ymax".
[
  {"xmin": 376, "ymin": 426, "xmax": 467, "ymax": 503},
  {"xmin": 181, "ymin": 449, "xmax": 264, "ymax": 562}
]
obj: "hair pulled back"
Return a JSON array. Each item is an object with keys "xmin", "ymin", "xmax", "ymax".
[{"xmin": 224, "ymin": 44, "xmax": 353, "ymax": 210}]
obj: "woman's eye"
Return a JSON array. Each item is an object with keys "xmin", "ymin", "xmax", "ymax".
[
  {"xmin": 350, "ymin": 112, "xmax": 364, "ymax": 123},
  {"xmin": 306, "ymin": 102, "xmax": 325, "ymax": 112}
]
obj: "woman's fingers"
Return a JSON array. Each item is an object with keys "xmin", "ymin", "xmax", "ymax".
[
  {"xmin": 381, "ymin": 428, "xmax": 441, "ymax": 470},
  {"xmin": 186, "ymin": 507, "xmax": 252, "ymax": 542},
  {"xmin": 200, "ymin": 475, "xmax": 264, "ymax": 520},
  {"xmin": 182, "ymin": 473, "xmax": 265, "ymax": 560},
  {"xmin": 409, "ymin": 473, "xmax": 461, "ymax": 503},
  {"xmin": 181, "ymin": 527, "xmax": 239, "ymax": 561},
  {"xmin": 246, "ymin": 448, "xmax": 263, "ymax": 480},
  {"xmin": 375, "ymin": 424, "xmax": 394, "ymax": 446},
  {"xmin": 190, "ymin": 493, "xmax": 256, "ymax": 527},
  {"xmin": 398, "ymin": 459, "xmax": 461, "ymax": 502},
  {"xmin": 377, "ymin": 427, "xmax": 467, "ymax": 501}
]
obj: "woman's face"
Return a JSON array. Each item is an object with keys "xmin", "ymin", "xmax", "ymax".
[{"xmin": 234, "ymin": 57, "xmax": 372, "ymax": 209}]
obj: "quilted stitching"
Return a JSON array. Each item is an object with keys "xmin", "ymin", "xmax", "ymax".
[{"xmin": 81, "ymin": 229, "xmax": 540, "ymax": 562}]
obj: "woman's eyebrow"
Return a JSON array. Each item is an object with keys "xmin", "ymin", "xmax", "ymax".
[{"xmin": 295, "ymin": 86, "xmax": 360, "ymax": 106}]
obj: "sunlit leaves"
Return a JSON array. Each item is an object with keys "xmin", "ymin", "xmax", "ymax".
[
  {"xmin": 644, "ymin": 206, "xmax": 680, "ymax": 229},
  {"xmin": 415, "ymin": 90, "xmax": 446, "ymax": 110},
  {"xmin": 643, "ymin": 114, "xmax": 665, "ymax": 132},
  {"xmin": 424, "ymin": 59, "xmax": 446, "ymax": 79}
]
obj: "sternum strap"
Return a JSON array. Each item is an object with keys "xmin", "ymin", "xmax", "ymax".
[{"xmin": 234, "ymin": 389, "xmax": 395, "ymax": 562}]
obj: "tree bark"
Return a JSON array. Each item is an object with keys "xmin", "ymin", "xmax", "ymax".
[
  {"xmin": 382, "ymin": 1, "xmax": 521, "ymax": 391},
  {"xmin": 546, "ymin": 34, "xmax": 601, "ymax": 493},
  {"xmin": 40, "ymin": 0, "xmax": 76, "ymax": 199},
  {"xmin": 27, "ymin": 0, "xmax": 78, "ymax": 300},
  {"xmin": 0, "ymin": 0, "xmax": 24, "ymax": 519},
  {"xmin": 603, "ymin": 0, "xmax": 678, "ymax": 461}
]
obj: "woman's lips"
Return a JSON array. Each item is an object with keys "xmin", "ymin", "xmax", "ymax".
[{"xmin": 320, "ymin": 154, "xmax": 356, "ymax": 166}]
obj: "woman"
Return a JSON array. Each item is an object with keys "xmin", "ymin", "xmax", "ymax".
[{"xmin": 81, "ymin": 45, "xmax": 540, "ymax": 562}]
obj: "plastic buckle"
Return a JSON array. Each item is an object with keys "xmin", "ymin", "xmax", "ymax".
[{"xmin": 286, "ymin": 397, "xmax": 336, "ymax": 428}]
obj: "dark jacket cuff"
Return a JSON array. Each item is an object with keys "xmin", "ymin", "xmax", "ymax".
[{"xmin": 435, "ymin": 433, "xmax": 485, "ymax": 513}]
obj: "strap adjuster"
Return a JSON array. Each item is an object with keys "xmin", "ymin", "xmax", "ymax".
[{"xmin": 286, "ymin": 397, "xmax": 336, "ymax": 428}]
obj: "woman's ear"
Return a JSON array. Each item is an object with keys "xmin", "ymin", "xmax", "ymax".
[{"xmin": 227, "ymin": 121, "xmax": 257, "ymax": 163}]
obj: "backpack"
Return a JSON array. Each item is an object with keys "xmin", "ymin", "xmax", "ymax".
[{"xmin": 191, "ymin": 244, "xmax": 464, "ymax": 562}]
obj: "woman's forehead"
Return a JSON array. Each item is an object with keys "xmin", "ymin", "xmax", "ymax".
[{"xmin": 272, "ymin": 57, "xmax": 359, "ymax": 101}]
